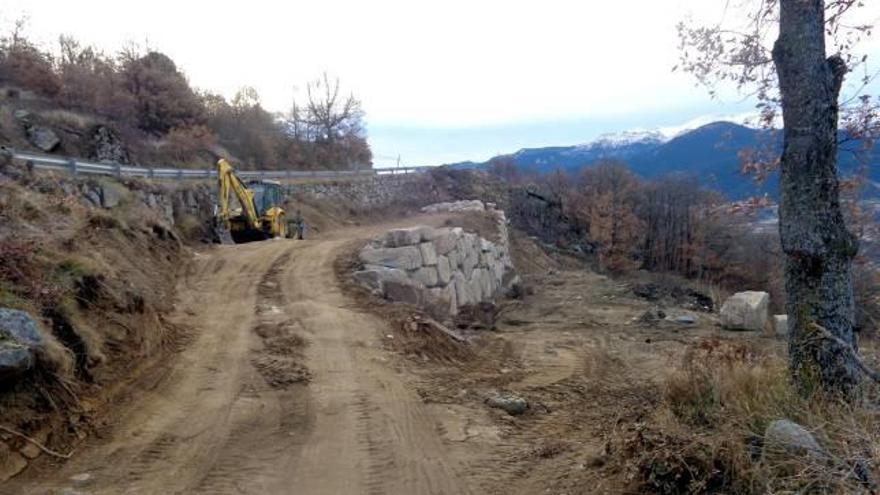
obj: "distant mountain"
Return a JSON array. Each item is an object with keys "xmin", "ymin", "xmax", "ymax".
[{"xmin": 448, "ymin": 121, "xmax": 879, "ymax": 199}]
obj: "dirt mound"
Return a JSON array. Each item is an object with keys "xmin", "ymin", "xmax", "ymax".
[{"xmin": 0, "ymin": 165, "xmax": 195, "ymax": 480}]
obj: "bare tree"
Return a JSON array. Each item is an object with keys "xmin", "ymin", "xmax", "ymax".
[
  {"xmin": 678, "ymin": 0, "xmax": 875, "ymax": 397},
  {"xmin": 305, "ymin": 73, "xmax": 365, "ymax": 144}
]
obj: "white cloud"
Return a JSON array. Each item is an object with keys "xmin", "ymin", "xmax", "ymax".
[{"xmin": 0, "ymin": 0, "xmax": 755, "ymax": 127}]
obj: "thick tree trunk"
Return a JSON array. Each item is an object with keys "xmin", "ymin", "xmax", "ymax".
[{"xmin": 773, "ymin": 0, "xmax": 861, "ymax": 396}]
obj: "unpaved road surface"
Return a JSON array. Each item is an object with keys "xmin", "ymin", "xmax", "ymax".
[{"xmin": 8, "ymin": 221, "xmax": 470, "ymax": 494}]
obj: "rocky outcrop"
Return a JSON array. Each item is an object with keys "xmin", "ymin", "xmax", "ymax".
[
  {"xmin": 720, "ymin": 291, "xmax": 770, "ymax": 331},
  {"xmin": 0, "ymin": 309, "xmax": 44, "ymax": 381},
  {"xmin": 89, "ymin": 125, "xmax": 130, "ymax": 164},
  {"xmin": 355, "ymin": 225, "xmax": 516, "ymax": 318}
]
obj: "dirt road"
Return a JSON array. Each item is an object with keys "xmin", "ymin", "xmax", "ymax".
[{"xmin": 9, "ymin": 222, "xmax": 470, "ymax": 494}]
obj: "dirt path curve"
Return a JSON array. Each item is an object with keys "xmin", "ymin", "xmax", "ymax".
[{"xmin": 8, "ymin": 220, "xmax": 470, "ymax": 495}]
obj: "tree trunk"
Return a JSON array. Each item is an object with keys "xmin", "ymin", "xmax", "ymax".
[{"xmin": 773, "ymin": 0, "xmax": 861, "ymax": 396}]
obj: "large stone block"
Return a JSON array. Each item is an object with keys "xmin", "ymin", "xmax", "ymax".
[
  {"xmin": 412, "ymin": 266, "xmax": 439, "ymax": 287},
  {"xmin": 773, "ymin": 314, "xmax": 788, "ymax": 337},
  {"xmin": 447, "ymin": 249, "xmax": 462, "ymax": 270},
  {"xmin": 424, "ymin": 285, "xmax": 456, "ymax": 318},
  {"xmin": 418, "ymin": 242, "xmax": 438, "ymax": 266},
  {"xmin": 480, "ymin": 249, "xmax": 496, "ymax": 268},
  {"xmin": 382, "ymin": 227, "xmax": 428, "ymax": 248},
  {"xmin": 720, "ymin": 291, "xmax": 770, "ymax": 331},
  {"xmin": 462, "ymin": 248, "xmax": 479, "ymax": 279},
  {"xmin": 353, "ymin": 267, "xmax": 408, "ymax": 292},
  {"xmin": 383, "ymin": 280, "xmax": 423, "ymax": 306},
  {"xmin": 453, "ymin": 272, "xmax": 472, "ymax": 307},
  {"xmin": 436, "ymin": 256, "xmax": 453, "ymax": 285},
  {"xmin": 477, "ymin": 268, "xmax": 494, "ymax": 299},
  {"xmin": 447, "ymin": 283, "xmax": 458, "ymax": 316},
  {"xmin": 360, "ymin": 245, "xmax": 423, "ymax": 270},
  {"xmin": 468, "ymin": 273, "xmax": 483, "ymax": 302},
  {"xmin": 431, "ymin": 230, "xmax": 459, "ymax": 255}
]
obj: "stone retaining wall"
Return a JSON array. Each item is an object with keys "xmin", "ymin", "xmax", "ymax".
[
  {"xmin": 355, "ymin": 222, "xmax": 516, "ymax": 318},
  {"xmin": 287, "ymin": 174, "xmax": 438, "ymax": 210}
]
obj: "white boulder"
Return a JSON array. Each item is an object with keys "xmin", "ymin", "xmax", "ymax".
[{"xmin": 720, "ymin": 291, "xmax": 770, "ymax": 331}]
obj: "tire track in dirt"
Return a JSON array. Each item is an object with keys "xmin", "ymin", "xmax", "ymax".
[{"xmin": 6, "ymin": 216, "xmax": 473, "ymax": 494}]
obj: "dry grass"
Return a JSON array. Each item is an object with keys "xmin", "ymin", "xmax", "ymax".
[
  {"xmin": 36, "ymin": 108, "xmax": 98, "ymax": 131},
  {"xmin": 613, "ymin": 338, "xmax": 880, "ymax": 494}
]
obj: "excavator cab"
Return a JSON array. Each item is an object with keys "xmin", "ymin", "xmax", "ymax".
[
  {"xmin": 248, "ymin": 180, "xmax": 284, "ymax": 217},
  {"xmin": 213, "ymin": 159, "xmax": 288, "ymax": 244}
]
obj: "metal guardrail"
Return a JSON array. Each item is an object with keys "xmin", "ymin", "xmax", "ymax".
[{"xmin": 4, "ymin": 148, "xmax": 431, "ymax": 180}]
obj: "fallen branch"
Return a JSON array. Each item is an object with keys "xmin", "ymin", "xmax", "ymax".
[
  {"xmin": 0, "ymin": 425, "xmax": 74, "ymax": 459},
  {"xmin": 422, "ymin": 317, "xmax": 468, "ymax": 343},
  {"xmin": 811, "ymin": 323, "xmax": 880, "ymax": 384}
]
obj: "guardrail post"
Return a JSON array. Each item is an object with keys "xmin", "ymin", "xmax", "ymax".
[
  {"xmin": 25, "ymin": 160, "xmax": 34, "ymax": 173},
  {"xmin": 69, "ymin": 159, "xmax": 77, "ymax": 177},
  {"xmin": 148, "ymin": 167, "xmax": 154, "ymax": 179},
  {"xmin": 115, "ymin": 162, "xmax": 122, "ymax": 178},
  {"xmin": 177, "ymin": 169, "xmax": 183, "ymax": 181}
]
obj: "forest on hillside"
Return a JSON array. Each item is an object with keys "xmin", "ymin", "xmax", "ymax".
[{"xmin": 0, "ymin": 22, "xmax": 371, "ymax": 170}]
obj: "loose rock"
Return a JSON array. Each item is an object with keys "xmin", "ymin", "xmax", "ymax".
[
  {"xmin": 26, "ymin": 125, "xmax": 61, "ymax": 152},
  {"xmin": 485, "ymin": 393, "xmax": 528, "ymax": 415},
  {"xmin": 720, "ymin": 291, "xmax": 769, "ymax": 332},
  {"xmin": 763, "ymin": 419, "xmax": 826, "ymax": 462}
]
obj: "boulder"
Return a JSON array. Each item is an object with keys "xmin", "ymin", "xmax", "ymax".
[
  {"xmin": 0, "ymin": 308, "xmax": 44, "ymax": 381},
  {"xmin": 720, "ymin": 291, "xmax": 769, "ymax": 331},
  {"xmin": 763, "ymin": 419, "xmax": 826, "ymax": 462},
  {"xmin": 418, "ymin": 242, "xmax": 438, "ymax": 266},
  {"xmin": 0, "ymin": 309, "xmax": 43, "ymax": 346},
  {"xmin": 360, "ymin": 245, "xmax": 423, "ymax": 271},
  {"xmin": 424, "ymin": 286, "xmax": 455, "ymax": 318},
  {"xmin": 485, "ymin": 393, "xmax": 528, "ymax": 416},
  {"xmin": 773, "ymin": 315, "xmax": 788, "ymax": 337},
  {"xmin": 383, "ymin": 280, "xmax": 423, "ymax": 306},
  {"xmin": 100, "ymin": 183, "xmax": 126, "ymax": 209},
  {"xmin": 382, "ymin": 227, "xmax": 427, "ymax": 248},
  {"xmin": 26, "ymin": 125, "xmax": 60, "ymax": 152},
  {"xmin": 353, "ymin": 267, "xmax": 408, "ymax": 292}
]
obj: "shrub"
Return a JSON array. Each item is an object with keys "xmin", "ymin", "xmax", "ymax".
[
  {"xmin": 0, "ymin": 36, "xmax": 60, "ymax": 97},
  {"xmin": 633, "ymin": 338, "xmax": 880, "ymax": 493},
  {"xmin": 120, "ymin": 51, "xmax": 206, "ymax": 134}
]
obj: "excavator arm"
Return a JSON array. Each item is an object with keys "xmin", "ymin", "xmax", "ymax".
[{"xmin": 216, "ymin": 158, "xmax": 260, "ymax": 230}]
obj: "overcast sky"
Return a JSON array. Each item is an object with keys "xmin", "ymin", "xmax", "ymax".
[{"xmin": 4, "ymin": 1, "xmax": 880, "ymax": 166}]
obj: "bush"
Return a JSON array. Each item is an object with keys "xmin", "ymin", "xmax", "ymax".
[
  {"xmin": 0, "ymin": 36, "xmax": 60, "ymax": 97},
  {"xmin": 120, "ymin": 51, "xmax": 206, "ymax": 134}
]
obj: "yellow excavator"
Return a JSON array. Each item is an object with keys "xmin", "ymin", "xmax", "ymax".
[{"xmin": 213, "ymin": 158, "xmax": 287, "ymax": 244}]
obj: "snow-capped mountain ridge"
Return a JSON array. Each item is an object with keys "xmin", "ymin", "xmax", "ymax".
[{"xmin": 580, "ymin": 129, "xmax": 669, "ymax": 150}]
